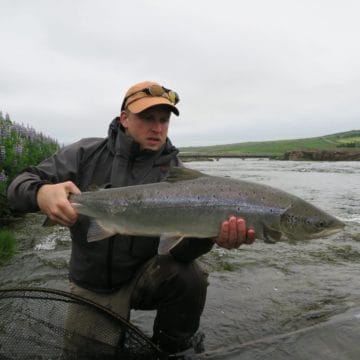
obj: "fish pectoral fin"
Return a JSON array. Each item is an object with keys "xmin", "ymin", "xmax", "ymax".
[
  {"xmin": 158, "ymin": 234, "xmax": 184, "ymax": 255},
  {"xmin": 87, "ymin": 220, "xmax": 117, "ymax": 242},
  {"xmin": 263, "ymin": 225, "xmax": 282, "ymax": 244}
]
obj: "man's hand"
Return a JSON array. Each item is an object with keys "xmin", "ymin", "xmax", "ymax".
[
  {"xmin": 214, "ymin": 216, "xmax": 256, "ymax": 250},
  {"xmin": 37, "ymin": 181, "xmax": 81, "ymax": 227}
]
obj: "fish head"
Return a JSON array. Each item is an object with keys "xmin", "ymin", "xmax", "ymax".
[{"xmin": 280, "ymin": 201, "xmax": 345, "ymax": 241}]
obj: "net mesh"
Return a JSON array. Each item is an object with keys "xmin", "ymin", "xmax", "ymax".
[{"xmin": 0, "ymin": 288, "xmax": 165, "ymax": 360}]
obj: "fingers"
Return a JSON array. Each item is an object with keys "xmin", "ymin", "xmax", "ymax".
[
  {"xmin": 65, "ymin": 181, "xmax": 81, "ymax": 195},
  {"xmin": 51, "ymin": 197, "xmax": 78, "ymax": 227},
  {"xmin": 245, "ymin": 228, "xmax": 256, "ymax": 244},
  {"xmin": 37, "ymin": 181, "xmax": 80, "ymax": 227},
  {"xmin": 215, "ymin": 216, "xmax": 256, "ymax": 250}
]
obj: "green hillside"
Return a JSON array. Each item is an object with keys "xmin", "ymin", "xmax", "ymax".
[{"xmin": 180, "ymin": 130, "xmax": 360, "ymax": 158}]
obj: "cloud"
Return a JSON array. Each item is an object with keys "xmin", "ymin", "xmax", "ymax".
[{"xmin": 1, "ymin": 0, "xmax": 359, "ymax": 147}]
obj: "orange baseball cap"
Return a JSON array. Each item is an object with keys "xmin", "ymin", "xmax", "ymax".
[{"xmin": 121, "ymin": 81, "xmax": 180, "ymax": 116}]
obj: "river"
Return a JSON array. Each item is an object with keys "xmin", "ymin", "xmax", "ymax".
[{"xmin": 1, "ymin": 158, "xmax": 360, "ymax": 359}]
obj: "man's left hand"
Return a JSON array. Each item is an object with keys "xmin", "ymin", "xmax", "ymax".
[{"xmin": 214, "ymin": 216, "xmax": 256, "ymax": 250}]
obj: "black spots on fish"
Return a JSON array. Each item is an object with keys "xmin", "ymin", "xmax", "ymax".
[{"xmin": 283, "ymin": 213, "xmax": 300, "ymax": 227}]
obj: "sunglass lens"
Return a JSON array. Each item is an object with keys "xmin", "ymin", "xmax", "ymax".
[
  {"xmin": 168, "ymin": 91, "xmax": 179, "ymax": 104},
  {"xmin": 148, "ymin": 85, "xmax": 164, "ymax": 97}
]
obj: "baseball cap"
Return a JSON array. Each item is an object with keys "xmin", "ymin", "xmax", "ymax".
[{"xmin": 121, "ymin": 81, "xmax": 180, "ymax": 116}]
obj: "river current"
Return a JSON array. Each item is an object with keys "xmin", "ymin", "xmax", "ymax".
[{"xmin": 1, "ymin": 159, "xmax": 360, "ymax": 359}]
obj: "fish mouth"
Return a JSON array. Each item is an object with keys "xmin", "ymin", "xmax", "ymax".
[
  {"xmin": 311, "ymin": 226, "xmax": 344, "ymax": 239},
  {"xmin": 284, "ymin": 221, "xmax": 345, "ymax": 241}
]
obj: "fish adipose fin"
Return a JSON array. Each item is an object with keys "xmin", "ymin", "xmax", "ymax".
[
  {"xmin": 263, "ymin": 225, "xmax": 282, "ymax": 244},
  {"xmin": 165, "ymin": 167, "xmax": 208, "ymax": 183},
  {"xmin": 87, "ymin": 220, "xmax": 116, "ymax": 242},
  {"xmin": 158, "ymin": 234, "xmax": 184, "ymax": 255}
]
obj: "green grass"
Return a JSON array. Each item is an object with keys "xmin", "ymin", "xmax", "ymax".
[
  {"xmin": 0, "ymin": 230, "xmax": 16, "ymax": 263},
  {"xmin": 180, "ymin": 130, "xmax": 360, "ymax": 157}
]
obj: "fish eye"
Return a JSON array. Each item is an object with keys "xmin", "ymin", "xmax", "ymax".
[{"xmin": 315, "ymin": 220, "xmax": 326, "ymax": 229}]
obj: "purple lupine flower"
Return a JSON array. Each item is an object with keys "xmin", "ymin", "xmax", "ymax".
[
  {"xmin": 0, "ymin": 170, "xmax": 7, "ymax": 182},
  {"xmin": 15, "ymin": 143, "xmax": 23, "ymax": 156},
  {"xmin": 1, "ymin": 124, "xmax": 10, "ymax": 138},
  {"xmin": 26, "ymin": 126, "xmax": 36, "ymax": 140},
  {"xmin": 0, "ymin": 146, "xmax": 5, "ymax": 161},
  {"xmin": 10, "ymin": 123, "xmax": 21, "ymax": 135}
]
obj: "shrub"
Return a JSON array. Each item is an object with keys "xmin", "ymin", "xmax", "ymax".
[{"xmin": 0, "ymin": 111, "xmax": 60, "ymax": 217}]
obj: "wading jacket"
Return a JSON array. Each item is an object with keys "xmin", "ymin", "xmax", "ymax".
[{"xmin": 7, "ymin": 118, "xmax": 214, "ymax": 292}]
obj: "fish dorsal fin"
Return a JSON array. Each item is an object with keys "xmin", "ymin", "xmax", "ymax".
[{"xmin": 165, "ymin": 167, "xmax": 208, "ymax": 183}]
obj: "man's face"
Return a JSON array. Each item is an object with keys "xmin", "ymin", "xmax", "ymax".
[{"xmin": 120, "ymin": 106, "xmax": 171, "ymax": 151}]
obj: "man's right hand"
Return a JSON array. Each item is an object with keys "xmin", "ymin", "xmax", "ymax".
[{"xmin": 37, "ymin": 181, "xmax": 81, "ymax": 227}]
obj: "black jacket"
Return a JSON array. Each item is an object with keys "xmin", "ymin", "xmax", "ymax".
[{"xmin": 7, "ymin": 118, "xmax": 214, "ymax": 292}]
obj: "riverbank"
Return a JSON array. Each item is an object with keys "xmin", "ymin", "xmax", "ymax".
[
  {"xmin": 180, "ymin": 129, "xmax": 360, "ymax": 161},
  {"xmin": 180, "ymin": 148, "xmax": 360, "ymax": 162},
  {"xmin": 0, "ymin": 229, "xmax": 16, "ymax": 264},
  {"xmin": 279, "ymin": 148, "xmax": 360, "ymax": 161}
]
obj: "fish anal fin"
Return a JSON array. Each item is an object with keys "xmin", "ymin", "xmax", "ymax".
[
  {"xmin": 87, "ymin": 220, "xmax": 117, "ymax": 242},
  {"xmin": 158, "ymin": 234, "xmax": 184, "ymax": 255},
  {"xmin": 263, "ymin": 226, "xmax": 282, "ymax": 244}
]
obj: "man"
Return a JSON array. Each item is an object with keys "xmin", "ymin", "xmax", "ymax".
[{"xmin": 7, "ymin": 81, "xmax": 255, "ymax": 355}]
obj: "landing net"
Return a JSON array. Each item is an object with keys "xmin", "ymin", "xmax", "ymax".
[{"xmin": 0, "ymin": 287, "xmax": 165, "ymax": 360}]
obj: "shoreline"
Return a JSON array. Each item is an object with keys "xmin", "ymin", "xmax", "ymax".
[{"xmin": 180, "ymin": 148, "xmax": 360, "ymax": 162}]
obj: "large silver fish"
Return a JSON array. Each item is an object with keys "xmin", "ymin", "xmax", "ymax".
[{"xmin": 70, "ymin": 168, "xmax": 344, "ymax": 253}]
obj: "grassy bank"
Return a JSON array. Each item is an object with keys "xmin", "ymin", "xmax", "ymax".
[
  {"xmin": 0, "ymin": 230, "xmax": 16, "ymax": 264},
  {"xmin": 180, "ymin": 130, "xmax": 360, "ymax": 158}
]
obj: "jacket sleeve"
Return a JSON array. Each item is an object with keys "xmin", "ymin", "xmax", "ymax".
[
  {"xmin": 170, "ymin": 237, "xmax": 215, "ymax": 262},
  {"xmin": 7, "ymin": 141, "xmax": 84, "ymax": 212}
]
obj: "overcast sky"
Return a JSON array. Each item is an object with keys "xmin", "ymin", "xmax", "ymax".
[{"xmin": 1, "ymin": 0, "xmax": 359, "ymax": 147}]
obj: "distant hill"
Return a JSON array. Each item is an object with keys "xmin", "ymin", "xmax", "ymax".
[{"xmin": 179, "ymin": 130, "xmax": 360, "ymax": 159}]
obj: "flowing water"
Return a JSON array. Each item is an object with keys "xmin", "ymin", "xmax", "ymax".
[{"xmin": 1, "ymin": 159, "xmax": 360, "ymax": 359}]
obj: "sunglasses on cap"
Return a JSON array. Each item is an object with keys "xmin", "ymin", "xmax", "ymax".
[{"xmin": 121, "ymin": 84, "xmax": 180, "ymax": 110}]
